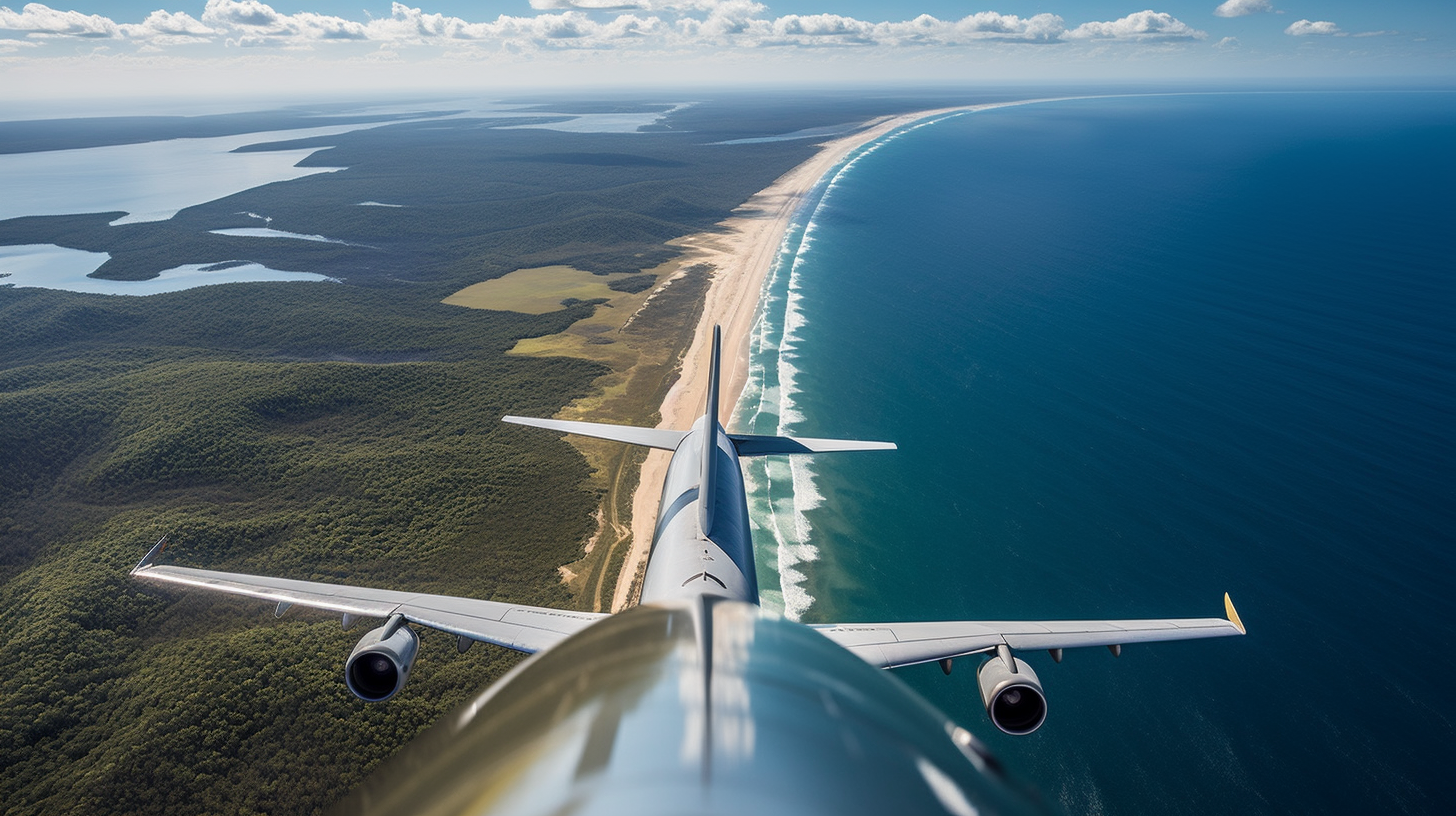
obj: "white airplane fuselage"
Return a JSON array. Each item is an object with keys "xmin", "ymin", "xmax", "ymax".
[{"xmin": 640, "ymin": 415, "xmax": 758, "ymax": 606}]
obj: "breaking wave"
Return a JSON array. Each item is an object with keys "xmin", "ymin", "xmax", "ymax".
[{"xmin": 732, "ymin": 111, "xmax": 971, "ymax": 619}]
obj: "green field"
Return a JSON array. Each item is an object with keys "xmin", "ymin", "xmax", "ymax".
[{"xmin": 443, "ymin": 265, "xmax": 632, "ymax": 314}]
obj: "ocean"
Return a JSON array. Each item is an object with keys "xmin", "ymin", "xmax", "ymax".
[{"xmin": 733, "ymin": 92, "xmax": 1455, "ymax": 814}]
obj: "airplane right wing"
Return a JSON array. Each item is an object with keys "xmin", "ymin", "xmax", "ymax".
[{"xmin": 810, "ymin": 594, "xmax": 1246, "ymax": 669}]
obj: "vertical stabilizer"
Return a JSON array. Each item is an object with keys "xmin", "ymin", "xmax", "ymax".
[{"xmin": 699, "ymin": 326, "xmax": 722, "ymax": 537}]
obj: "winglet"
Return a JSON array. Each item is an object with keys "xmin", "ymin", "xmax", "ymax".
[
  {"xmin": 133, "ymin": 535, "xmax": 169, "ymax": 573},
  {"xmin": 1224, "ymin": 592, "xmax": 1246, "ymax": 635}
]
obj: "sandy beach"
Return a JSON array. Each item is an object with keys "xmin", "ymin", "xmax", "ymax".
[{"xmin": 609, "ymin": 104, "xmax": 988, "ymax": 612}]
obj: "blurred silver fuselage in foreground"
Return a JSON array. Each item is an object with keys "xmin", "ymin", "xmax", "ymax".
[{"xmin": 343, "ymin": 599, "xmax": 1042, "ymax": 816}]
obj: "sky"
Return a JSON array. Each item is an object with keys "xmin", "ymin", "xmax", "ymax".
[{"xmin": 1, "ymin": 1, "xmax": 1452, "ymax": 103}]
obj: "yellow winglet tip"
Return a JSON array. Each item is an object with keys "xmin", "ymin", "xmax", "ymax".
[{"xmin": 1224, "ymin": 592, "xmax": 1246, "ymax": 635}]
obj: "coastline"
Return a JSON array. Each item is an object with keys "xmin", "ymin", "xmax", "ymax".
[{"xmin": 608, "ymin": 104, "xmax": 995, "ymax": 612}]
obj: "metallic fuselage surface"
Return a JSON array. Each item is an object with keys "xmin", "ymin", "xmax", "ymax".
[
  {"xmin": 640, "ymin": 417, "xmax": 757, "ymax": 606},
  {"xmin": 340, "ymin": 600, "xmax": 1044, "ymax": 816}
]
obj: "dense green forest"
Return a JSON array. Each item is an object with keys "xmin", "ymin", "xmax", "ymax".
[{"xmin": 0, "ymin": 92, "xmax": 992, "ymax": 814}]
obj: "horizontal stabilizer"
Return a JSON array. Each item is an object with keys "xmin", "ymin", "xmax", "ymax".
[
  {"xmin": 503, "ymin": 416, "xmax": 688, "ymax": 451},
  {"xmin": 730, "ymin": 434, "xmax": 897, "ymax": 456}
]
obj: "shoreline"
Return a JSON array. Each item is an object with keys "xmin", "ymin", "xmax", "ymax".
[{"xmin": 608, "ymin": 103, "xmax": 995, "ymax": 612}]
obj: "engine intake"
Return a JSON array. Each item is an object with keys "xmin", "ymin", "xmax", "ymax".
[
  {"xmin": 976, "ymin": 653, "xmax": 1047, "ymax": 735},
  {"xmin": 345, "ymin": 621, "xmax": 419, "ymax": 702}
]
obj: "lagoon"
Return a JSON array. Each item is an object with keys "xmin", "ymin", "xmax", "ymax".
[
  {"xmin": 0, "ymin": 244, "xmax": 334, "ymax": 295},
  {"xmin": 0, "ymin": 123, "xmax": 376, "ymax": 225}
]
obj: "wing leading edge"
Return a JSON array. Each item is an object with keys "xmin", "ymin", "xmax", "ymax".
[
  {"xmin": 812, "ymin": 594, "xmax": 1246, "ymax": 669},
  {"xmin": 131, "ymin": 549, "xmax": 604, "ymax": 654}
]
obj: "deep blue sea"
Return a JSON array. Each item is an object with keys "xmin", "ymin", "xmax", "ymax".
[{"xmin": 733, "ymin": 92, "xmax": 1455, "ymax": 814}]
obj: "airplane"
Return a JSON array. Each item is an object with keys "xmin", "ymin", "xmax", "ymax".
[{"xmin": 131, "ymin": 324, "xmax": 1246, "ymax": 815}]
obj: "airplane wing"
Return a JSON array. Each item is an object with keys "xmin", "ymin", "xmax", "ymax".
[
  {"xmin": 130, "ymin": 539, "xmax": 605, "ymax": 654},
  {"xmin": 810, "ymin": 594, "xmax": 1245, "ymax": 669}
]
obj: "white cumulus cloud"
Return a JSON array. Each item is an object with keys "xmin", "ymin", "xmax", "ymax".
[
  {"xmin": 1214, "ymin": 0, "xmax": 1274, "ymax": 18},
  {"xmin": 1066, "ymin": 10, "xmax": 1204, "ymax": 41},
  {"xmin": 0, "ymin": 2, "xmax": 1222, "ymax": 54},
  {"xmin": 118, "ymin": 10, "xmax": 216, "ymax": 44},
  {"xmin": 530, "ymin": 0, "xmax": 643, "ymax": 8},
  {"xmin": 775, "ymin": 13, "xmax": 870, "ymax": 38},
  {"xmin": 950, "ymin": 12, "xmax": 1066, "ymax": 42},
  {"xmin": 367, "ymin": 6, "xmax": 669, "ymax": 49},
  {"xmin": 1285, "ymin": 19, "xmax": 1342, "ymax": 36},
  {"xmin": 201, "ymin": 0, "xmax": 369, "ymax": 46},
  {"xmin": 0, "ymin": 3, "xmax": 118, "ymax": 37},
  {"xmin": 530, "ymin": 0, "xmax": 746, "ymax": 10},
  {"xmin": 201, "ymin": 0, "xmax": 282, "ymax": 29}
]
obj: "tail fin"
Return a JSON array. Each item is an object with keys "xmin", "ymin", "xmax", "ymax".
[{"xmin": 699, "ymin": 326, "xmax": 722, "ymax": 536}]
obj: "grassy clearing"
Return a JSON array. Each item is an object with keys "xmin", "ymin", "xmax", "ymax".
[{"xmin": 441, "ymin": 266, "xmax": 635, "ymax": 314}]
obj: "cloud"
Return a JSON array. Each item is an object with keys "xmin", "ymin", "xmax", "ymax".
[
  {"xmin": 768, "ymin": 14, "xmax": 876, "ymax": 44},
  {"xmin": 0, "ymin": 36, "xmax": 40, "ymax": 52},
  {"xmin": 117, "ymin": 10, "xmax": 216, "ymax": 44},
  {"xmin": 674, "ymin": 9, "xmax": 1073, "ymax": 48},
  {"xmin": 530, "ymin": 0, "xmax": 646, "ymax": 8},
  {"xmin": 1284, "ymin": 19, "xmax": 1342, "ymax": 36},
  {"xmin": 201, "ymin": 0, "xmax": 282, "ymax": 29},
  {"xmin": 0, "ymin": 3, "xmax": 118, "ymax": 38},
  {"xmin": 200, "ymin": 1, "xmax": 370, "ymax": 46},
  {"xmin": 950, "ymin": 12, "xmax": 1066, "ymax": 42},
  {"xmin": 365, "ymin": 6, "xmax": 673, "ymax": 50},
  {"xmin": 1066, "ymin": 10, "xmax": 1205, "ymax": 41},
  {"xmin": 1213, "ymin": 36, "xmax": 1239, "ymax": 49},
  {"xmin": 529, "ymin": 0, "xmax": 742, "ymax": 9},
  {"xmin": 0, "ymin": 2, "xmax": 1213, "ymax": 54},
  {"xmin": 1213, "ymin": 0, "xmax": 1274, "ymax": 18}
]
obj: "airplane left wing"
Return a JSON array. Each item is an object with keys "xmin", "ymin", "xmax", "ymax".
[
  {"xmin": 811, "ymin": 594, "xmax": 1246, "ymax": 669},
  {"xmin": 131, "ymin": 539, "xmax": 604, "ymax": 654}
]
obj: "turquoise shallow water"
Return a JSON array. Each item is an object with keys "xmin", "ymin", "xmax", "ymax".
[{"xmin": 733, "ymin": 92, "xmax": 1456, "ymax": 814}]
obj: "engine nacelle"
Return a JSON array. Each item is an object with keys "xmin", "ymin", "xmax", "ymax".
[
  {"xmin": 976, "ymin": 653, "xmax": 1048, "ymax": 735},
  {"xmin": 345, "ymin": 622, "xmax": 419, "ymax": 702}
]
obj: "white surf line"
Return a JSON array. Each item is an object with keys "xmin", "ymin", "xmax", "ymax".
[{"xmin": 736, "ymin": 95, "xmax": 1109, "ymax": 619}]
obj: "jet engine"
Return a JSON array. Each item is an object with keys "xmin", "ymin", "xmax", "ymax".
[
  {"xmin": 976, "ymin": 651, "xmax": 1047, "ymax": 735},
  {"xmin": 345, "ymin": 620, "xmax": 419, "ymax": 702}
]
